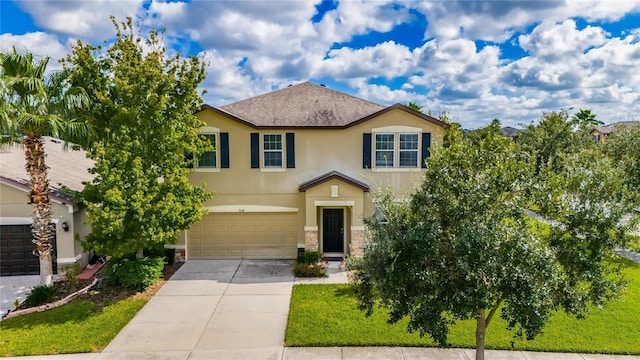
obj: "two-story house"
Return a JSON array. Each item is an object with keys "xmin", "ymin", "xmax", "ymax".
[{"xmin": 175, "ymin": 82, "xmax": 447, "ymax": 261}]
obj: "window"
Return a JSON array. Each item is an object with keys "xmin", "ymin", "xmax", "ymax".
[
  {"xmin": 399, "ymin": 133, "xmax": 419, "ymax": 167},
  {"xmin": 375, "ymin": 133, "xmax": 395, "ymax": 167},
  {"xmin": 373, "ymin": 132, "xmax": 420, "ymax": 168},
  {"xmin": 198, "ymin": 133, "xmax": 217, "ymax": 168},
  {"xmin": 263, "ymin": 134, "xmax": 283, "ymax": 168}
]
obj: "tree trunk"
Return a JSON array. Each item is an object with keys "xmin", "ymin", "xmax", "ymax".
[
  {"xmin": 476, "ymin": 309, "xmax": 486, "ymax": 360},
  {"xmin": 24, "ymin": 135, "xmax": 55, "ymax": 286}
]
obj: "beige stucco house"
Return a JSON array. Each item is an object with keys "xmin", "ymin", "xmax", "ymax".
[
  {"xmin": 0, "ymin": 138, "xmax": 92, "ymax": 275},
  {"xmin": 590, "ymin": 121, "xmax": 639, "ymax": 142},
  {"xmin": 176, "ymin": 82, "xmax": 447, "ymax": 260}
]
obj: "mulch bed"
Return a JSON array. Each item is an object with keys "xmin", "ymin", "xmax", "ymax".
[{"xmin": 13, "ymin": 262, "xmax": 184, "ymax": 313}]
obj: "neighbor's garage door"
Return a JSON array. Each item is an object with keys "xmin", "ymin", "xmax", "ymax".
[
  {"xmin": 188, "ymin": 213, "xmax": 298, "ymax": 259},
  {"xmin": 1, "ymin": 224, "xmax": 40, "ymax": 276}
]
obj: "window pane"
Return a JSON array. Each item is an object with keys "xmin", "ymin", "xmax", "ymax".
[
  {"xmin": 375, "ymin": 134, "xmax": 394, "ymax": 150},
  {"xmin": 375, "ymin": 150, "xmax": 394, "ymax": 167},
  {"xmin": 399, "ymin": 151, "xmax": 418, "ymax": 167},
  {"xmin": 198, "ymin": 134, "xmax": 217, "ymax": 168},
  {"xmin": 400, "ymin": 134, "xmax": 418, "ymax": 150},
  {"xmin": 263, "ymin": 134, "xmax": 282, "ymax": 150},
  {"xmin": 264, "ymin": 151, "xmax": 282, "ymax": 167}
]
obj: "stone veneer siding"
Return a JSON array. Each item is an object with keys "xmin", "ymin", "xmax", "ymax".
[
  {"xmin": 349, "ymin": 229, "xmax": 365, "ymax": 257},
  {"xmin": 305, "ymin": 230, "xmax": 319, "ymax": 251},
  {"xmin": 175, "ymin": 248, "xmax": 186, "ymax": 262}
]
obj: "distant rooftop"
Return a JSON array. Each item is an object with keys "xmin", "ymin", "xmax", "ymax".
[{"xmin": 592, "ymin": 121, "xmax": 640, "ymax": 135}]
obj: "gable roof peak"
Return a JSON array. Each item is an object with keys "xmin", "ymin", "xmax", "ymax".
[{"xmin": 217, "ymin": 82, "xmax": 386, "ymax": 127}]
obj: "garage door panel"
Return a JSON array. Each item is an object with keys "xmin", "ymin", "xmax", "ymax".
[
  {"xmin": 1, "ymin": 224, "xmax": 57, "ymax": 276},
  {"xmin": 188, "ymin": 213, "xmax": 298, "ymax": 259}
]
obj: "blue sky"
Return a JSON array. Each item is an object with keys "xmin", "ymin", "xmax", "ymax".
[{"xmin": 2, "ymin": 0, "xmax": 640, "ymax": 128}]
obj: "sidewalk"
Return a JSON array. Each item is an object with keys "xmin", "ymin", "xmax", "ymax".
[{"xmin": 4, "ymin": 346, "xmax": 639, "ymax": 359}]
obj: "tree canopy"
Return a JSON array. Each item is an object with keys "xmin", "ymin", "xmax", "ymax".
[
  {"xmin": 63, "ymin": 17, "xmax": 212, "ymax": 259},
  {"xmin": 351, "ymin": 113, "xmax": 637, "ymax": 360}
]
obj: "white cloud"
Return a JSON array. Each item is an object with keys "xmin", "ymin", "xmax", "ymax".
[
  {"xmin": 16, "ymin": 0, "xmax": 144, "ymax": 40},
  {"xmin": 0, "ymin": 32, "xmax": 69, "ymax": 71},
  {"xmin": 518, "ymin": 20, "xmax": 608, "ymax": 60},
  {"xmin": 319, "ymin": 41, "xmax": 414, "ymax": 84}
]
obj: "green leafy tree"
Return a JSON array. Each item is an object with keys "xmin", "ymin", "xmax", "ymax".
[
  {"xmin": 0, "ymin": 48, "xmax": 91, "ymax": 285},
  {"xmin": 405, "ymin": 102, "xmax": 422, "ymax": 112},
  {"xmin": 517, "ymin": 111, "xmax": 592, "ymax": 176},
  {"xmin": 351, "ymin": 123, "xmax": 632, "ymax": 360},
  {"xmin": 63, "ymin": 17, "xmax": 212, "ymax": 259},
  {"xmin": 600, "ymin": 122, "xmax": 640, "ymax": 206}
]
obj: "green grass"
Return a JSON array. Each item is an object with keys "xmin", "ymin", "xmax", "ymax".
[
  {"xmin": 285, "ymin": 257, "xmax": 640, "ymax": 355},
  {"xmin": 0, "ymin": 297, "xmax": 146, "ymax": 356}
]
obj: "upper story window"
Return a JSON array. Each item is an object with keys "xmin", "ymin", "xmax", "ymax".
[
  {"xmin": 198, "ymin": 133, "xmax": 217, "ymax": 168},
  {"xmin": 363, "ymin": 126, "xmax": 430, "ymax": 171},
  {"xmin": 375, "ymin": 133, "xmax": 395, "ymax": 167},
  {"xmin": 251, "ymin": 132, "xmax": 295, "ymax": 171},
  {"xmin": 399, "ymin": 133, "xmax": 419, "ymax": 167},
  {"xmin": 374, "ymin": 132, "xmax": 419, "ymax": 168},
  {"xmin": 263, "ymin": 134, "xmax": 283, "ymax": 168}
]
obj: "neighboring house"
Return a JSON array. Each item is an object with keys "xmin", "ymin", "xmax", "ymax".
[
  {"xmin": 177, "ymin": 82, "xmax": 448, "ymax": 260},
  {"xmin": 590, "ymin": 121, "xmax": 639, "ymax": 142},
  {"xmin": 500, "ymin": 126, "xmax": 520, "ymax": 139},
  {"xmin": 0, "ymin": 137, "xmax": 93, "ymax": 276}
]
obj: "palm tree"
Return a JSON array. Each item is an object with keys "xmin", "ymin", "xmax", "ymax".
[{"xmin": 0, "ymin": 48, "xmax": 92, "ymax": 285}]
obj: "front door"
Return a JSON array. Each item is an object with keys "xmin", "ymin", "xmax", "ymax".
[{"xmin": 322, "ymin": 209, "xmax": 344, "ymax": 253}]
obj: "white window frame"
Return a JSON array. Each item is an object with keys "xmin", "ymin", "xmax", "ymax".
[
  {"xmin": 195, "ymin": 128, "xmax": 220, "ymax": 172},
  {"xmin": 399, "ymin": 133, "xmax": 419, "ymax": 168},
  {"xmin": 373, "ymin": 131, "xmax": 421, "ymax": 170},
  {"xmin": 262, "ymin": 133, "xmax": 284, "ymax": 170},
  {"xmin": 374, "ymin": 133, "xmax": 395, "ymax": 168}
]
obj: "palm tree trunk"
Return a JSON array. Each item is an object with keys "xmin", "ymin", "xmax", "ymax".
[{"xmin": 24, "ymin": 135, "xmax": 55, "ymax": 286}]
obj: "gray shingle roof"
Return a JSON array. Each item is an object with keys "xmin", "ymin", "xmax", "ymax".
[
  {"xmin": 0, "ymin": 137, "xmax": 94, "ymax": 199},
  {"xmin": 219, "ymin": 82, "xmax": 387, "ymax": 127},
  {"xmin": 592, "ymin": 121, "xmax": 640, "ymax": 135}
]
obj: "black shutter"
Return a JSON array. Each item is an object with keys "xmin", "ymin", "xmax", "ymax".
[
  {"xmin": 286, "ymin": 132, "xmax": 295, "ymax": 168},
  {"xmin": 184, "ymin": 153, "xmax": 194, "ymax": 168},
  {"xmin": 363, "ymin": 133, "xmax": 372, "ymax": 168},
  {"xmin": 250, "ymin": 133, "xmax": 259, "ymax": 168},
  {"xmin": 421, "ymin": 132, "xmax": 431, "ymax": 168},
  {"xmin": 220, "ymin": 132, "xmax": 229, "ymax": 168}
]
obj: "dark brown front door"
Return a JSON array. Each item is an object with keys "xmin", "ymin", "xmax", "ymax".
[{"xmin": 322, "ymin": 209, "xmax": 344, "ymax": 253}]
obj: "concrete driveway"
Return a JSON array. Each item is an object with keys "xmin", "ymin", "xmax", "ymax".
[
  {"xmin": 99, "ymin": 259, "xmax": 294, "ymax": 360},
  {"xmin": 0, "ymin": 275, "xmax": 40, "ymax": 319}
]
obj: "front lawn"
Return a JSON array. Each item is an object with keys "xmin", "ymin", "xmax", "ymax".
[
  {"xmin": 285, "ymin": 257, "xmax": 640, "ymax": 355},
  {"xmin": 0, "ymin": 297, "xmax": 146, "ymax": 356},
  {"xmin": 0, "ymin": 262, "xmax": 181, "ymax": 357}
]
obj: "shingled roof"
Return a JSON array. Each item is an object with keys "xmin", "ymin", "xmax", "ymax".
[
  {"xmin": 592, "ymin": 121, "xmax": 639, "ymax": 135},
  {"xmin": 217, "ymin": 82, "xmax": 387, "ymax": 127},
  {"xmin": 0, "ymin": 137, "xmax": 94, "ymax": 202}
]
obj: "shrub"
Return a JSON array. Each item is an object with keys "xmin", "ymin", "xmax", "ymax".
[
  {"xmin": 294, "ymin": 262, "xmax": 327, "ymax": 277},
  {"xmin": 298, "ymin": 250, "xmax": 321, "ymax": 264},
  {"xmin": 294, "ymin": 251, "xmax": 326, "ymax": 277},
  {"xmin": 23, "ymin": 285, "xmax": 56, "ymax": 308},
  {"xmin": 108, "ymin": 257, "xmax": 164, "ymax": 292}
]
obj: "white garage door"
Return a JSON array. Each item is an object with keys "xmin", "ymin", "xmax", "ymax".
[{"xmin": 187, "ymin": 213, "xmax": 298, "ymax": 259}]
